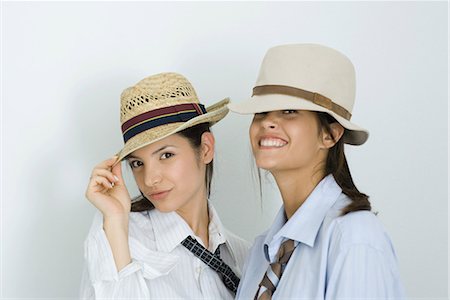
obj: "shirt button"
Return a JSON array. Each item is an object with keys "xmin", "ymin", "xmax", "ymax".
[{"xmin": 196, "ymin": 267, "xmax": 201, "ymax": 273}]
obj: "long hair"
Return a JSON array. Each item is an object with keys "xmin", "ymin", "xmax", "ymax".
[
  {"xmin": 316, "ymin": 112, "xmax": 371, "ymax": 215},
  {"xmin": 129, "ymin": 123, "xmax": 213, "ymax": 212}
]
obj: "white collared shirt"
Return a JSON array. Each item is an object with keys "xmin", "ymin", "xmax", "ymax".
[
  {"xmin": 80, "ymin": 203, "xmax": 250, "ymax": 299},
  {"xmin": 237, "ymin": 175, "xmax": 406, "ymax": 299}
]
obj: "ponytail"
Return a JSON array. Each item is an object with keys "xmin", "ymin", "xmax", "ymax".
[{"xmin": 317, "ymin": 112, "xmax": 371, "ymax": 215}]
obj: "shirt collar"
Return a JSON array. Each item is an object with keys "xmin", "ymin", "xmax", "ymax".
[
  {"xmin": 263, "ymin": 174, "xmax": 342, "ymax": 260},
  {"xmin": 208, "ymin": 204, "xmax": 228, "ymax": 251},
  {"xmin": 150, "ymin": 208, "xmax": 193, "ymax": 253},
  {"xmin": 207, "ymin": 204, "xmax": 240, "ymax": 264},
  {"xmin": 150, "ymin": 202, "xmax": 235, "ymax": 262}
]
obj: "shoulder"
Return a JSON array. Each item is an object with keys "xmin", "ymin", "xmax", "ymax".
[
  {"xmin": 208, "ymin": 204, "xmax": 251, "ymax": 256},
  {"xmin": 127, "ymin": 210, "xmax": 157, "ymax": 242},
  {"xmin": 323, "ymin": 201, "xmax": 405, "ymax": 296},
  {"xmin": 325, "ymin": 207, "xmax": 394, "ymax": 256},
  {"xmin": 225, "ymin": 229, "xmax": 251, "ymax": 249},
  {"xmin": 128, "ymin": 210, "xmax": 154, "ymax": 228},
  {"xmin": 84, "ymin": 210, "xmax": 157, "ymax": 254},
  {"xmin": 243, "ymin": 229, "xmax": 269, "ymax": 259},
  {"xmin": 224, "ymin": 229, "xmax": 251, "ymax": 265},
  {"xmin": 87, "ymin": 210, "xmax": 154, "ymax": 236},
  {"xmin": 336, "ymin": 212, "xmax": 387, "ymax": 246}
]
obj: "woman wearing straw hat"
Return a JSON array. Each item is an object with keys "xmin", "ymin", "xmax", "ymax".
[
  {"xmin": 229, "ymin": 44, "xmax": 405, "ymax": 299},
  {"xmin": 80, "ymin": 72, "xmax": 249, "ymax": 299}
]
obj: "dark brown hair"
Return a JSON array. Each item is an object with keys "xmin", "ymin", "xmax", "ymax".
[
  {"xmin": 316, "ymin": 112, "xmax": 371, "ymax": 215},
  {"xmin": 129, "ymin": 123, "xmax": 213, "ymax": 212}
]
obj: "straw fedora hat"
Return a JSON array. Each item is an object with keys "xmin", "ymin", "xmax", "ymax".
[
  {"xmin": 228, "ymin": 43, "xmax": 369, "ymax": 145},
  {"xmin": 114, "ymin": 72, "xmax": 229, "ymax": 164}
]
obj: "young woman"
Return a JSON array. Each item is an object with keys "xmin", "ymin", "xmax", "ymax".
[
  {"xmin": 80, "ymin": 72, "xmax": 249, "ymax": 299},
  {"xmin": 229, "ymin": 44, "xmax": 406, "ymax": 299}
]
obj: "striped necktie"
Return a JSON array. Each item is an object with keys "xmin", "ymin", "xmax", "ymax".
[
  {"xmin": 181, "ymin": 235, "xmax": 240, "ymax": 294},
  {"xmin": 255, "ymin": 239, "xmax": 296, "ymax": 300}
]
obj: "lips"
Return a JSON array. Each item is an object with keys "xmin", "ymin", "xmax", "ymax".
[
  {"xmin": 148, "ymin": 189, "xmax": 172, "ymax": 200},
  {"xmin": 258, "ymin": 136, "xmax": 288, "ymax": 148}
]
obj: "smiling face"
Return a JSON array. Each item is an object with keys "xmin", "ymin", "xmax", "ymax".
[
  {"xmin": 249, "ymin": 110, "xmax": 330, "ymax": 174},
  {"xmin": 126, "ymin": 132, "xmax": 214, "ymax": 213}
]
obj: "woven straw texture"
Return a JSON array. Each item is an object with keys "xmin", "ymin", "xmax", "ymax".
[
  {"xmin": 115, "ymin": 72, "xmax": 229, "ymax": 164},
  {"xmin": 120, "ymin": 73, "xmax": 199, "ymax": 123}
]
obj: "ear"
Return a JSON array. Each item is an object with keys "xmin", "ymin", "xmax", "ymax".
[
  {"xmin": 200, "ymin": 132, "xmax": 215, "ymax": 164},
  {"xmin": 321, "ymin": 123, "xmax": 344, "ymax": 149}
]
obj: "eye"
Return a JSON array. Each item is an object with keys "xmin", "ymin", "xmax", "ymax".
[
  {"xmin": 282, "ymin": 110, "xmax": 298, "ymax": 114},
  {"xmin": 129, "ymin": 160, "xmax": 143, "ymax": 169},
  {"xmin": 254, "ymin": 112, "xmax": 268, "ymax": 119},
  {"xmin": 160, "ymin": 152, "xmax": 174, "ymax": 160}
]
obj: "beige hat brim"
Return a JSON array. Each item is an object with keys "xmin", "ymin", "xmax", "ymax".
[
  {"xmin": 113, "ymin": 98, "xmax": 230, "ymax": 166},
  {"xmin": 228, "ymin": 94, "xmax": 368, "ymax": 145}
]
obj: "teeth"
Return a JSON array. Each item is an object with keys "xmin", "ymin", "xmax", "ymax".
[{"xmin": 260, "ymin": 138, "xmax": 287, "ymax": 147}]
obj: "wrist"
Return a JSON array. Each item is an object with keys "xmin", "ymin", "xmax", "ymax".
[{"xmin": 103, "ymin": 214, "xmax": 129, "ymax": 231}]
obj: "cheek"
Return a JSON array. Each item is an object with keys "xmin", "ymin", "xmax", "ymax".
[
  {"xmin": 131, "ymin": 170, "xmax": 145, "ymax": 187},
  {"xmin": 170, "ymin": 157, "xmax": 202, "ymax": 187},
  {"xmin": 249, "ymin": 122, "xmax": 259, "ymax": 149},
  {"xmin": 289, "ymin": 124, "xmax": 321, "ymax": 156},
  {"xmin": 166, "ymin": 161, "xmax": 188, "ymax": 183}
]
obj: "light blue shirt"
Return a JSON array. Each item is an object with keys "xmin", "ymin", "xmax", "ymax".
[{"xmin": 237, "ymin": 175, "xmax": 406, "ymax": 299}]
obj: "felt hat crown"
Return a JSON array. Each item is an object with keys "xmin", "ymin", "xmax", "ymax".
[{"xmin": 228, "ymin": 43, "xmax": 369, "ymax": 145}]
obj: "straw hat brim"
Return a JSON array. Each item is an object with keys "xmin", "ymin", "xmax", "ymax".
[
  {"xmin": 113, "ymin": 98, "xmax": 230, "ymax": 166},
  {"xmin": 228, "ymin": 94, "xmax": 368, "ymax": 145}
]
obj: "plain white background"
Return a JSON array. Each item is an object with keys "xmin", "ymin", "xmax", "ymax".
[{"xmin": 1, "ymin": 1, "xmax": 448, "ymax": 299}]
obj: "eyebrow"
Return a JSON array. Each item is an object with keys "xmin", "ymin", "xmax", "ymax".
[
  {"xmin": 152, "ymin": 145, "xmax": 176, "ymax": 155},
  {"xmin": 126, "ymin": 145, "xmax": 176, "ymax": 160}
]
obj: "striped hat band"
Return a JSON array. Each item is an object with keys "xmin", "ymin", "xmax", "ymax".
[{"xmin": 121, "ymin": 103, "xmax": 206, "ymax": 143}]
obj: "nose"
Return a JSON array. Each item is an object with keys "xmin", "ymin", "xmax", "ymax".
[
  {"xmin": 144, "ymin": 167, "xmax": 162, "ymax": 187},
  {"xmin": 260, "ymin": 112, "xmax": 278, "ymax": 129}
]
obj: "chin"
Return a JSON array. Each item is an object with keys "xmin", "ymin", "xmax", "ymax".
[
  {"xmin": 154, "ymin": 207, "xmax": 173, "ymax": 213},
  {"xmin": 255, "ymin": 156, "xmax": 281, "ymax": 170},
  {"xmin": 151, "ymin": 202, "xmax": 179, "ymax": 213}
]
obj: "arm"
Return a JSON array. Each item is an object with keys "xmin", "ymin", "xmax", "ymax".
[
  {"xmin": 85, "ymin": 156, "xmax": 132, "ymax": 272},
  {"xmin": 325, "ymin": 243, "xmax": 406, "ymax": 299},
  {"xmin": 82, "ymin": 157, "xmax": 179, "ymax": 298},
  {"xmin": 81, "ymin": 156, "xmax": 148, "ymax": 299},
  {"xmin": 103, "ymin": 215, "xmax": 132, "ymax": 271},
  {"xmin": 80, "ymin": 211, "xmax": 150, "ymax": 299}
]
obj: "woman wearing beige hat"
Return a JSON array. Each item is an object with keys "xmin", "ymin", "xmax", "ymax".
[
  {"xmin": 229, "ymin": 44, "xmax": 405, "ymax": 299},
  {"xmin": 80, "ymin": 72, "xmax": 249, "ymax": 299}
]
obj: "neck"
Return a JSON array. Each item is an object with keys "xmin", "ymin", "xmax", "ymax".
[
  {"xmin": 272, "ymin": 165, "xmax": 326, "ymax": 220},
  {"xmin": 176, "ymin": 190, "xmax": 210, "ymax": 249}
]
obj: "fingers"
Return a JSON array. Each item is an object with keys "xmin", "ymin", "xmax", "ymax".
[
  {"xmin": 85, "ymin": 155, "xmax": 132, "ymax": 216},
  {"xmin": 90, "ymin": 175, "xmax": 115, "ymax": 190},
  {"xmin": 111, "ymin": 160, "xmax": 124, "ymax": 185},
  {"xmin": 91, "ymin": 155, "xmax": 121, "ymax": 178},
  {"xmin": 87, "ymin": 156, "xmax": 121, "ymax": 197},
  {"xmin": 91, "ymin": 168, "xmax": 118, "ymax": 185},
  {"xmin": 94, "ymin": 155, "xmax": 119, "ymax": 170},
  {"xmin": 85, "ymin": 175, "xmax": 113, "ymax": 201}
]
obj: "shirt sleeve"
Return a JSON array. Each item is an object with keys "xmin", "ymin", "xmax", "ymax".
[
  {"xmin": 79, "ymin": 211, "xmax": 178, "ymax": 299},
  {"xmin": 325, "ymin": 243, "xmax": 406, "ymax": 299}
]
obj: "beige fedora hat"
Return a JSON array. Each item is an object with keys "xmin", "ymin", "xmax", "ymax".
[
  {"xmin": 114, "ymin": 72, "xmax": 229, "ymax": 165},
  {"xmin": 228, "ymin": 43, "xmax": 369, "ymax": 145}
]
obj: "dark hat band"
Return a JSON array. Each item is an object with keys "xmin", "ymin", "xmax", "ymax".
[{"xmin": 121, "ymin": 103, "xmax": 206, "ymax": 142}]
